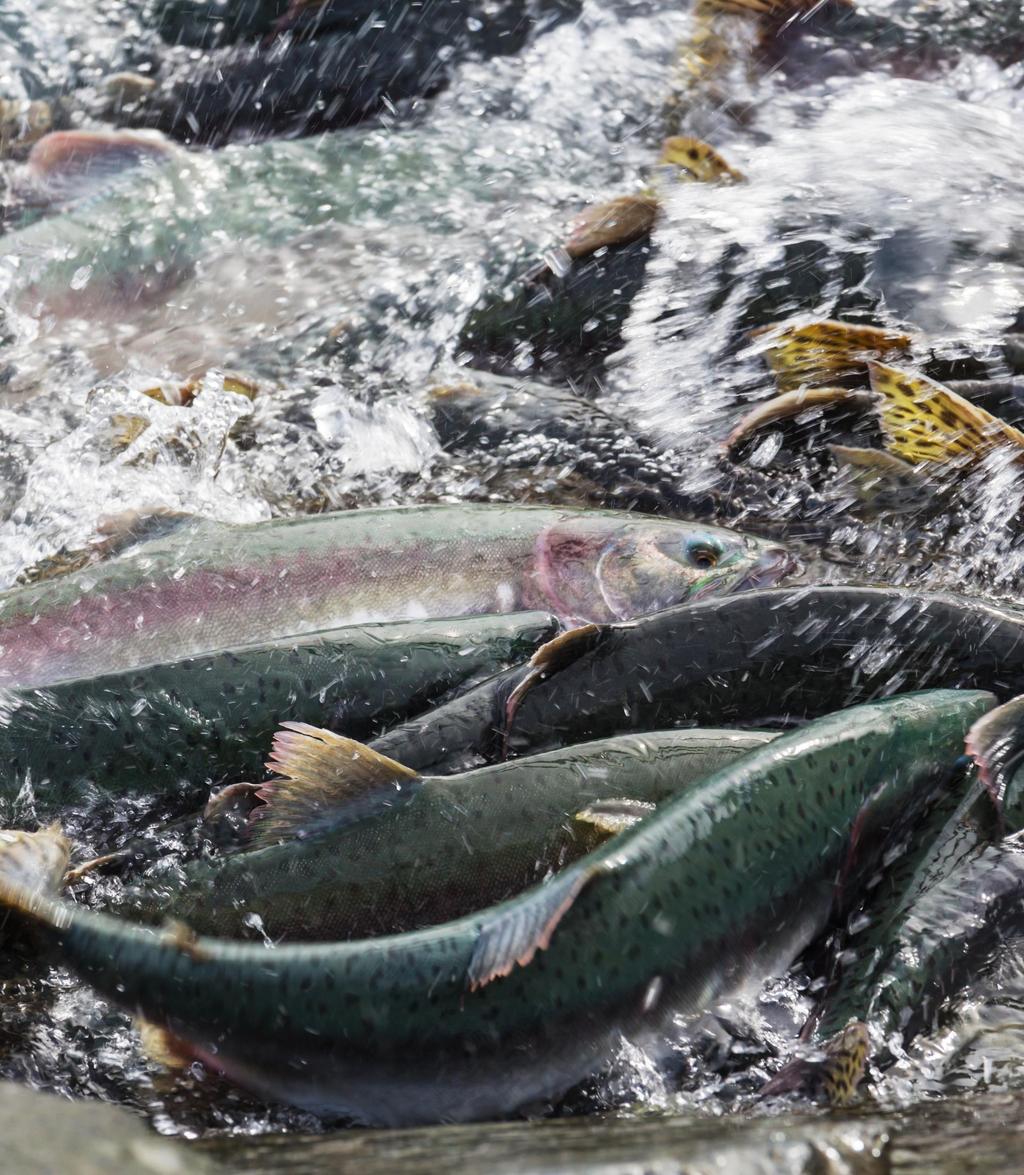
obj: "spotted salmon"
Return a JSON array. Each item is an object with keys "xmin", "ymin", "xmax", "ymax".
[
  {"xmin": 369, "ymin": 587, "xmax": 1024, "ymax": 774},
  {"xmin": 114, "ymin": 728, "xmax": 776, "ymax": 941},
  {"xmin": 0, "ymin": 611, "xmax": 558, "ymax": 826},
  {"xmin": 0, "ymin": 691, "xmax": 992, "ymax": 1125},
  {"xmin": 0, "ymin": 505, "xmax": 793, "ymax": 690}
]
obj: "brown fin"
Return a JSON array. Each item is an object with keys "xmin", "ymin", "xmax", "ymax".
[
  {"xmin": 965, "ymin": 697, "xmax": 1024, "ymax": 816},
  {"xmin": 564, "ymin": 194, "xmax": 660, "ymax": 260},
  {"xmin": 135, "ymin": 1017, "xmax": 192, "ymax": 1071},
  {"xmin": 502, "ymin": 624, "xmax": 608, "ymax": 753},
  {"xmin": 0, "ymin": 824, "xmax": 69, "ymax": 895},
  {"xmin": 467, "ymin": 865, "xmax": 602, "ymax": 991},
  {"xmin": 725, "ymin": 387, "xmax": 872, "ymax": 451},
  {"xmin": 754, "ymin": 320, "xmax": 911, "ymax": 392},
  {"xmin": 869, "ymin": 362, "xmax": 1024, "ymax": 464},
  {"xmin": 257, "ymin": 723, "xmax": 419, "ymax": 843},
  {"xmin": 573, "ymin": 799, "xmax": 656, "ymax": 847},
  {"xmin": 658, "ymin": 136, "xmax": 744, "ymax": 183}
]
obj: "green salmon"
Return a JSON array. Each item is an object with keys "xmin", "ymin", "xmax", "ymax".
[
  {"xmin": 369, "ymin": 587, "xmax": 1024, "ymax": 774},
  {"xmin": 0, "ymin": 505, "xmax": 793, "ymax": 689},
  {"xmin": 0, "ymin": 690, "xmax": 992, "ymax": 1125},
  {"xmin": 0, "ymin": 612, "xmax": 557, "ymax": 825},
  {"xmin": 114, "ymin": 728, "xmax": 776, "ymax": 941},
  {"xmin": 803, "ymin": 696, "xmax": 1024, "ymax": 1057}
]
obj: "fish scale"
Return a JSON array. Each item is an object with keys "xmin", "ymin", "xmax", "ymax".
[
  {"xmin": 1, "ymin": 690, "xmax": 993, "ymax": 1125},
  {"xmin": 0, "ymin": 505, "xmax": 790, "ymax": 689},
  {"xmin": 114, "ymin": 728, "xmax": 776, "ymax": 941},
  {"xmin": 0, "ymin": 611, "xmax": 558, "ymax": 824}
]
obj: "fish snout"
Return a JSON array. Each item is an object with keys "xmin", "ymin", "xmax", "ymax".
[{"xmin": 734, "ymin": 545, "xmax": 801, "ymax": 592}]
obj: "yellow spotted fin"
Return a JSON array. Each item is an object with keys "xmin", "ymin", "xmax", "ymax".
[
  {"xmin": 754, "ymin": 320, "xmax": 912, "ymax": 392},
  {"xmin": 658, "ymin": 136, "xmax": 744, "ymax": 183},
  {"xmin": 869, "ymin": 362, "xmax": 1024, "ymax": 464},
  {"xmin": 819, "ymin": 1021, "xmax": 870, "ymax": 1107},
  {"xmin": 760, "ymin": 1020, "xmax": 870, "ymax": 1106}
]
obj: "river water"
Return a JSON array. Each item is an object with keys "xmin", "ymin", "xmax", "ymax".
[{"xmin": 1, "ymin": 0, "xmax": 1024, "ymax": 1168}]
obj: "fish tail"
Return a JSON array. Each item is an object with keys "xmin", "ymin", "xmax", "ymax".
[
  {"xmin": 869, "ymin": 363, "xmax": 1024, "ymax": 464},
  {"xmin": 657, "ymin": 136, "xmax": 745, "ymax": 183},
  {"xmin": 0, "ymin": 824, "xmax": 71, "ymax": 936},
  {"xmin": 753, "ymin": 320, "xmax": 911, "ymax": 392},
  {"xmin": 761, "ymin": 1020, "xmax": 870, "ymax": 1106}
]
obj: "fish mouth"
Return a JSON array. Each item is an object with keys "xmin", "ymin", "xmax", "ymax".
[{"xmin": 730, "ymin": 546, "xmax": 802, "ymax": 593}]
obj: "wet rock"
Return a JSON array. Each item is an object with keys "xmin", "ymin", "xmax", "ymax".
[
  {"xmin": 130, "ymin": 0, "xmax": 582, "ymax": 144},
  {"xmin": 0, "ymin": 1082, "xmax": 210, "ymax": 1174},
  {"xmin": 458, "ymin": 239, "xmax": 650, "ymax": 381}
]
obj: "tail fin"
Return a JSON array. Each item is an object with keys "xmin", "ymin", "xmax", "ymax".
[
  {"xmin": 761, "ymin": 1020, "xmax": 870, "ymax": 1106},
  {"xmin": 966, "ymin": 697, "xmax": 1024, "ymax": 827},
  {"xmin": 658, "ymin": 136, "xmax": 744, "ymax": 183},
  {"xmin": 754, "ymin": 320, "xmax": 911, "ymax": 392},
  {"xmin": 869, "ymin": 363, "xmax": 1024, "ymax": 464},
  {"xmin": 0, "ymin": 824, "xmax": 70, "ymax": 934}
]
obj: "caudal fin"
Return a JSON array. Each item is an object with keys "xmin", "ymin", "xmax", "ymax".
[
  {"xmin": 869, "ymin": 363, "xmax": 1024, "ymax": 464},
  {"xmin": 754, "ymin": 320, "xmax": 911, "ymax": 392},
  {"xmin": 0, "ymin": 824, "xmax": 70, "ymax": 933},
  {"xmin": 761, "ymin": 1020, "xmax": 870, "ymax": 1106}
]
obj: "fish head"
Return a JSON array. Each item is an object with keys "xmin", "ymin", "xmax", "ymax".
[{"xmin": 534, "ymin": 517, "xmax": 798, "ymax": 622}]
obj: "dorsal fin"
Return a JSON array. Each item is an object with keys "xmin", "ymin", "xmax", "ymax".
[
  {"xmin": 255, "ymin": 722, "xmax": 419, "ymax": 845},
  {"xmin": 502, "ymin": 624, "xmax": 608, "ymax": 753},
  {"xmin": 869, "ymin": 362, "xmax": 1024, "ymax": 464},
  {"xmin": 754, "ymin": 320, "xmax": 911, "ymax": 392}
]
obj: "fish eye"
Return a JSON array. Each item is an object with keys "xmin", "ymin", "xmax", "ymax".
[{"xmin": 685, "ymin": 541, "xmax": 720, "ymax": 570}]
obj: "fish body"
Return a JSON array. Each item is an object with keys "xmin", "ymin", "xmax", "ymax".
[
  {"xmin": 810, "ymin": 695, "xmax": 1024, "ymax": 1053},
  {"xmin": 0, "ymin": 611, "xmax": 558, "ymax": 823},
  {"xmin": 0, "ymin": 505, "xmax": 791, "ymax": 689},
  {"xmin": 4, "ymin": 691, "xmax": 993, "ymax": 1124},
  {"xmin": 371, "ymin": 586, "xmax": 1024, "ymax": 773},
  {"xmin": 117, "ymin": 729, "xmax": 776, "ymax": 941}
]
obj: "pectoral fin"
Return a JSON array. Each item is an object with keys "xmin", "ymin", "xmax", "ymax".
[{"xmin": 467, "ymin": 864, "xmax": 603, "ymax": 991}]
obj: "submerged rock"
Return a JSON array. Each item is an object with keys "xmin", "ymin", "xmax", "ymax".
[{"xmin": 0, "ymin": 1082, "xmax": 210, "ymax": 1174}]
